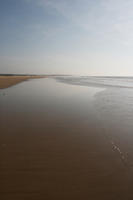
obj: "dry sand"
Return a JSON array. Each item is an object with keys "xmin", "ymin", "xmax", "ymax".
[{"xmin": 0, "ymin": 75, "xmax": 46, "ymax": 89}]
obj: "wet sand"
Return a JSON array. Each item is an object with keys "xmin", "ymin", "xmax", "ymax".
[
  {"xmin": 1, "ymin": 78, "xmax": 133, "ymax": 200},
  {"xmin": 0, "ymin": 75, "xmax": 47, "ymax": 89}
]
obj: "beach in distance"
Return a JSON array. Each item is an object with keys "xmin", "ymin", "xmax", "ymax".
[
  {"xmin": 1, "ymin": 75, "xmax": 133, "ymax": 200},
  {"xmin": 0, "ymin": 75, "xmax": 48, "ymax": 89}
]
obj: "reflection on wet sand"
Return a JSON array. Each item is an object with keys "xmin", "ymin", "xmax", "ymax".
[{"xmin": 1, "ymin": 78, "xmax": 133, "ymax": 200}]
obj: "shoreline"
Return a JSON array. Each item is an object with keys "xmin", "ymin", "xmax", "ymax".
[
  {"xmin": 1, "ymin": 77, "xmax": 133, "ymax": 199},
  {"xmin": 0, "ymin": 75, "xmax": 47, "ymax": 89}
]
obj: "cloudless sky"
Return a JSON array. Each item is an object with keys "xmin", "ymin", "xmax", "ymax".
[{"xmin": 1, "ymin": 0, "xmax": 133, "ymax": 75}]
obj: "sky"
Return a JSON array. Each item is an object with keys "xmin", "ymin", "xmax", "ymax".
[{"xmin": 1, "ymin": 0, "xmax": 133, "ymax": 75}]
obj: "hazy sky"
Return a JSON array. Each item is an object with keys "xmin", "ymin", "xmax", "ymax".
[{"xmin": 1, "ymin": 0, "xmax": 133, "ymax": 75}]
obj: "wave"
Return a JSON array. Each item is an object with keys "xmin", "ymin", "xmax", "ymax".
[{"xmin": 56, "ymin": 76, "xmax": 133, "ymax": 89}]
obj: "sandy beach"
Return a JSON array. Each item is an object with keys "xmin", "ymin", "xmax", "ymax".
[
  {"xmin": 2, "ymin": 0, "xmax": 133, "ymax": 199},
  {"xmin": 1, "ymin": 77, "xmax": 133, "ymax": 200},
  {"xmin": 0, "ymin": 75, "xmax": 47, "ymax": 89}
]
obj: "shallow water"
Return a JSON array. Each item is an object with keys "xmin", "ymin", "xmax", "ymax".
[{"xmin": 1, "ymin": 77, "xmax": 133, "ymax": 200}]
